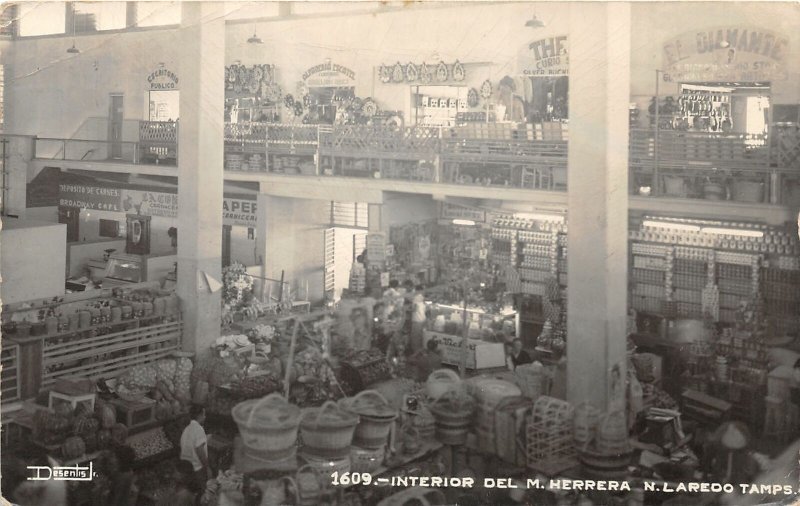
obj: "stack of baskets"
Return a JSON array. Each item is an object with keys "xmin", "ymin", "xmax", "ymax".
[
  {"xmin": 514, "ymin": 362, "xmax": 548, "ymax": 401},
  {"xmin": 299, "ymin": 400, "xmax": 360, "ymax": 475},
  {"xmin": 407, "ymin": 404, "xmax": 436, "ymax": 441},
  {"xmin": 231, "ymin": 393, "xmax": 301, "ymax": 471},
  {"xmin": 579, "ymin": 410, "xmax": 633, "ymax": 480},
  {"xmin": 526, "ymin": 396, "xmax": 577, "ymax": 475},
  {"xmin": 573, "ymin": 402, "xmax": 600, "ymax": 448},
  {"xmin": 428, "ymin": 388, "xmax": 476, "ymax": 445},
  {"xmin": 342, "ymin": 390, "xmax": 397, "ymax": 473},
  {"xmin": 494, "ymin": 396, "xmax": 534, "ymax": 466},
  {"xmin": 467, "ymin": 377, "xmax": 521, "ymax": 454}
]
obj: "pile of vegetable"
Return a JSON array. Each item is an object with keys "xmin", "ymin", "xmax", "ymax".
[{"xmin": 32, "ymin": 398, "xmax": 130, "ymax": 459}]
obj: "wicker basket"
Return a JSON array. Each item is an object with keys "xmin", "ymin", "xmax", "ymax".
[
  {"xmin": 526, "ymin": 396, "xmax": 577, "ymax": 475},
  {"xmin": 573, "ymin": 402, "xmax": 600, "ymax": 447},
  {"xmin": 295, "ymin": 464, "xmax": 325, "ymax": 506},
  {"xmin": 299, "ymin": 452, "xmax": 351, "ymax": 476},
  {"xmin": 426, "ymin": 369, "xmax": 462, "ymax": 400},
  {"xmin": 595, "ymin": 411, "xmax": 630, "ymax": 455},
  {"xmin": 429, "ymin": 389, "xmax": 476, "ymax": 446},
  {"xmin": 514, "ymin": 362, "xmax": 548, "ymax": 401},
  {"xmin": 342, "ymin": 390, "xmax": 398, "ymax": 449},
  {"xmin": 231, "ymin": 393, "xmax": 301, "ymax": 461},
  {"xmin": 350, "ymin": 445, "xmax": 386, "ymax": 473},
  {"xmin": 299, "ymin": 401, "xmax": 359, "ymax": 459}
]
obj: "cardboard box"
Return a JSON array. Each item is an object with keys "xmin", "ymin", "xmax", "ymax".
[{"xmin": 423, "ymin": 331, "xmax": 506, "ymax": 370}]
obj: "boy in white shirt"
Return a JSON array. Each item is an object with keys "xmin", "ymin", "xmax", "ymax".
[{"xmin": 180, "ymin": 404, "xmax": 210, "ymax": 495}]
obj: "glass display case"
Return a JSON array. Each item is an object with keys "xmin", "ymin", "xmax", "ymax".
[{"xmin": 105, "ymin": 254, "xmax": 145, "ymax": 285}]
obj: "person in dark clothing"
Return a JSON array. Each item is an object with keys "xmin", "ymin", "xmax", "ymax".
[
  {"xmin": 411, "ymin": 339, "xmax": 443, "ymax": 381},
  {"xmin": 109, "ymin": 445, "xmax": 137, "ymax": 506},
  {"xmin": 510, "ymin": 339, "xmax": 533, "ymax": 369}
]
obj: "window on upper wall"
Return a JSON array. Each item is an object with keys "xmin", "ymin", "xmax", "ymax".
[
  {"xmin": 73, "ymin": 2, "xmax": 127, "ymax": 32},
  {"xmin": 331, "ymin": 202, "xmax": 369, "ymax": 229},
  {"xmin": 18, "ymin": 2, "xmax": 65, "ymax": 37},
  {"xmin": 292, "ymin": 2, "xmax": 380, "ymax": 16},
  {"xmin": 136, "ymin": 2, "xmax": 180, "ymax": 27}
]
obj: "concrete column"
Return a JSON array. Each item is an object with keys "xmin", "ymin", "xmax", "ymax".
[
  {"xmin": 368, "ymin": 203, "xmax": 383, "ymax": 233},
  {"xmin": 566, "ymin": 3, "xmax": 630, "ymax": 411},
  {"xmin": 176, "ymin": 3, "xmax": 224, "ymax": 354},
  {"xmin": 5, "ymin": 137, "xmax": 32, "ymax": 216}
]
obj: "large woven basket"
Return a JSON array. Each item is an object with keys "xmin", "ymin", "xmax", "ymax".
[
  {"xmin": 514, "ymin": 362, "xmax": 548, "ymax": 401},
  {"xmin": 300, "ymin": 401, "xmax": 359, "ymax": 459},
  {"xmin": 573, "ymin": 402, "xmax": 600, "ymax": 447},
  {"xmin": 232, "ymin": 393, "xmax": 301, "ymax": 461},
  {"xmin": 595, "ymin": 411, "xmax": 630, "ymax": 455},
  {"xmin": 429, "ymin": 389, "xmax": 476, "ymax": 445},
  {"xmin": 342, "ymin": 390, "xmax": 398, "ymax": 449}
]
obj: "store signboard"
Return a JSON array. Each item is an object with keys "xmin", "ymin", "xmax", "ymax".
[
  {"xmin": 121, "ymin": 190, "xmax": 178, "ymax": 218},
  {"xmin": 662, "ymin": 27, "xmax": 789, "ymax": 82},
  {"xmin": 223, "ymin": 198, "xmax": 258, "ymax": 227},
  {"xmin": 366, "ymin": 233, "xmax": 386, "ymax": 266},
  {"xmin": 58, "ymin": 183, "xmax": 122, "ymax": 212},
  {"xmin": 147, "ymin": 66, "xmax": 179, "ymax": 90},
  {"xmin": 519, "ymin": 35, "xmax": 569, "ymax": 77},
  {"xmin": 423, "ymin": 331, "xmax": 506, "ymax": 369},
  {"xmin": 441, "ymin": 203, "xmax": 487, "ymax": 223},
  {"xmin": 302, "ymin": 61, "xmax": 356, "ymax": 88}
]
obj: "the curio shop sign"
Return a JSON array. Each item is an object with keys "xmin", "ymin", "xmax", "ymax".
[
  {"xmin": 148, "ymin": 66, "xmax": 179, "ymax": 90},
  {"xmin": 519, "ymin": 36, "xmax": 569, "ymax": 77},
  {"xmin": 662, "ymin": 27, "xmax": 789, "ymax": 82},
  {"xmin": 302, "ymin": 61, "xmax": 356, "ymax": 88}
]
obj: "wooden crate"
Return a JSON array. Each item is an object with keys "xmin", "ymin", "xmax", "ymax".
[
  {"xmin": 526, "ymin": 396, "xmax": 576, "ymax": 475},
  {"xmin": 495, "ymin": 396, "xmax": 533, "ymax": 466}
]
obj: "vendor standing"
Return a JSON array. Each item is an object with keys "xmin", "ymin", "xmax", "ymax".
[
  {"xmin": 180, "ymin": 405, "xmax": 210, "ymax": 494},
  {"xmin": 410, "ymin": 284, "xmax": 427, "ymax": 354}
]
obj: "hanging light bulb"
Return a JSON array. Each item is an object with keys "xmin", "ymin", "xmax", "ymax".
[
  {"xmin": 525, "ymin": 14, "xmax": 545, "ymax": 28},
  {"xmin": 247, "ymin": 24, "xmax": 263, "ymax": 44},
  {"xmin": 67, "ymin": 11, "xmax": 79, "ymax": 53}
]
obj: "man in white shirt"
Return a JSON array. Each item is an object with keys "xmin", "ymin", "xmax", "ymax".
[
  {"xmin": 410, "ymin": 284, "xmax": 427, "ymax": 354},
  {"xmin": 180, "ymin": 404, "xmax": 210, "ymax": 495}
]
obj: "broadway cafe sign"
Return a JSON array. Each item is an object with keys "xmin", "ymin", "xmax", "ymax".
[{"xmin": 60, "ymin": 184, "xmax": 257, "ymax": 227}]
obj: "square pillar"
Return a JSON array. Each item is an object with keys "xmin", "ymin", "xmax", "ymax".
[
  {"xmin": 566, "ymin": 3, "xmax": 630, "ymax": 412},
  {"xmin": 176, "ymin": 3, "xmax": 225, "ymax": 355}
]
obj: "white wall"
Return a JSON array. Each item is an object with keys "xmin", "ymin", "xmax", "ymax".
[
  {"xmin": 264, "ymin": 196, "xmax": 329, "ymax": 303},
  {"xmin": 382, "ymin": 193, "xmax": 438, "ymax": 229},
  {"xmin": 1, "ymin": 221, "xmax": 67, "ymax": 303},
  {"xmin": 6, "ymin": 27, "xmax": 181, "ymax": 137}
]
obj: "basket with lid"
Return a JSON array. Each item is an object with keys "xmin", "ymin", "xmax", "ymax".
[
  {"xmin": 428, "ymin": 388, "xmax": 476, "ymax": 445},
  {"xmin": 342, "ymin": 390, "xmax": 398, "ymax": 449},
  {"xmin": 299, "ymin": 400, "xmax": 360, "ymax": 459},
  {"xmin": 425, "ymin": 368, "xmax": 462, "ymax": 400},
  {"xmin": 231, "ymin": 392, "xmax": 301, "ymax": 461}
]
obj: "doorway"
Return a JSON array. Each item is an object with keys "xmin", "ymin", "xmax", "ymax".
[
  {"xmin": 222, "ymin": 225, "xmax": 232, "ymax": 268},
  {"xmin": 108, "ymin": 94, "xmax": 124, "ymax": 159},
  {"xmin": 58, "ymin": 206, "xmax": 80, "ymax": 243}
]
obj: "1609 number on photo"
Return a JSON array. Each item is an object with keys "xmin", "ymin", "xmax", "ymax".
[{"xmin": 330, "ymin": 472, "xmax": 373, "ymax": 486}]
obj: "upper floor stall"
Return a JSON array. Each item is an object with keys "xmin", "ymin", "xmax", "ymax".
[{"xmin": 7, "ymin": 2, "xmax": 800, "ymax": 207}]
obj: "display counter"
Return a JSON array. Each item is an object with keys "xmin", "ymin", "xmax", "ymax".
[
  {"xmin": 0, "ymin": 284, "xmax": 181, "ymax": 400},
  {"xmin": 421, "ymin": 302, "xmax": 515, "ymax": 370}
]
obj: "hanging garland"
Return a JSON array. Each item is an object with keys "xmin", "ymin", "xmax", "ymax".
[{"xmin": 376, "ymin": 60, "xmax": 467, "ymax": 84}]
